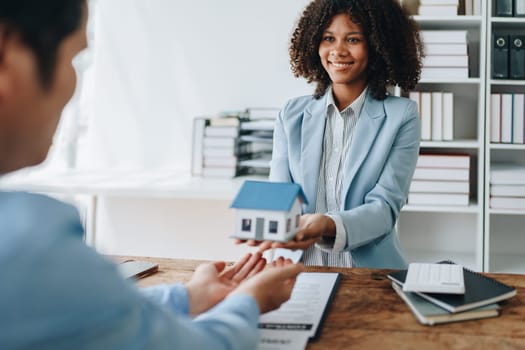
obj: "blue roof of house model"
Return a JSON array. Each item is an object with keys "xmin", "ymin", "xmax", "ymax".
[{"xmin": 230, "ymin": 181, "xmax": 308, "ymax": 211}]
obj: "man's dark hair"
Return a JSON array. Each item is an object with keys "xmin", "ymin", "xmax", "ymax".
[
  {"xmin": 0, "ymin": 0, "xmax": 85, "ymax": 87},
  {"xmin": 290, "ymin": 0, "xmax": 423, "ymax": 100}
]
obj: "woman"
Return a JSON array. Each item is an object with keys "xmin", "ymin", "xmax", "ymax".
[{"xmin": 257, "ymin": 0, "xmax": 423, "ymax": 268}]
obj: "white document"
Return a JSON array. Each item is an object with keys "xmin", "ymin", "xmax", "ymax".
[
  {"xmin": 258, "ymin": 272, "xmax": 340, "ymax": 344},
  {"xmin": 257, "ymin": 329, "xmax": 309, "ymax": 350}
]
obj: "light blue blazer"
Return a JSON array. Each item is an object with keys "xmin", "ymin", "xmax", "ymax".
[{"xmin": 270, "ymin": 91, "xmax": 421, "ymax": 269}]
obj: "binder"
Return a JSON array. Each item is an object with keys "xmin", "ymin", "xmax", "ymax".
[
  {"xmin": 495, "ymin": 0, "xmax": 513, "ymax": 16},
  {"xmin": 492, "ymin": 33, "xmax": 509, "ymax": 79},
  {"xmin": 510, "ymin": 35, "xmax": 525, "ymax": 79}
]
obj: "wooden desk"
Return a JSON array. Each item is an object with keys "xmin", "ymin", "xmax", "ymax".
[{"xmin": 125, "ymin": 256, "xmax": 525, "ymax": 349}]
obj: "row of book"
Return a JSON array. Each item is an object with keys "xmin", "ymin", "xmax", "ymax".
[
  {"xmin": 417, "ymin": 0, "xmax": 482, "ymax": 16},
  {"xmin": 191, "ymin": 109, "xmax": 278, "ymax": 178},
  {"xmin": 492, "ymin": 34, "xmax": 525, "ymax": 80},
  {"xmin": 420, "ymin": 30, "xmax": 469, "ymax": 79},
  {"xmin": 495, "ymin": 0, "xmax": 525, "ymax": 17},
  {"xmin": 490, "ymin": 93, "xmax": 525, "ymax": 144},
  {"xmin": 408, "ymin": 154, "xmax": 471, "ymax": 206},
  {"xmin": 490, "ymin": 163, "xmax": 525, "ymax": 210},
  {"xmin": 409, "ymin": 91, "xmax": 454, "ymax": 141}
]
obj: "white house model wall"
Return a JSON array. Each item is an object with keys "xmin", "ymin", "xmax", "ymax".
[{"xmin": 234, "ymin": 198, "xmax": 302, "ymax": 242}]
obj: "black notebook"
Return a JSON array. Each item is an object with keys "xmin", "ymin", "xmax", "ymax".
[{"xmin": 387, "ymin": 261, "xmax": 517, "ymax": 313}]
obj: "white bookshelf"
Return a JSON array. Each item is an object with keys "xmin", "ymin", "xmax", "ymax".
[
  {"xmin": 484, "ymin": 1, "xmax": 525, "ymax": 273},
  {"xmin": 398, "ymin": 5, "xmax": 487, "ymax": 272}
]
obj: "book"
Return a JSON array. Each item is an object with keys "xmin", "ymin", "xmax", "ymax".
[
  {"xmin": 410, "ymin": 180, "xmax": 469, "ymax": 194},
  {"xmin": 191, "ymin": 117, "xmax": 207, "ymax": 176},
  {"xmin": 442, "ymin": 92, "xmax": 454, "ymax": 141},
  {"xmin": 391, "ymin": 282, "xmax": 500, "ymax": 326},
  {"xmin": 423, "ymin": 55, "xmax": 468, "ymax": 67},
  {"xmin": 417, "ymin": 154, "xmax": 470, "ymax": 169},
  {"xmin": 413, "ymin": 167, "xmax": 469, "ymax": 181},
  {"xmin": 516, "ymin": 0, "xmax": 525, "ymax": 16},
  {"xmin": 512, "ymin": 94, "xmax": 524, "ymax": 144},
  {"xmin": 490, "ymin": 163, "xmax": 525, "ymax": 185},
  {"xmin": 424, "ymin": 43, "xmax": 467, "ymax": 56},
  {"xmin": 490, "ymin": 184, "xmax": 525, "ymax": 196},
  {"xmin": 420, "ymin": 92, "xmax": 432, "ymax": 140},
  {"xmin": 258, "ymin": 272, "xmax": 341, "ymax": 340},
  {"xmin": 419, "ymin": 0, "xmax": 459, "ymax": 5},
  {"xmin": 408, "ymin": 192, "xmax": 469, "ymax": 206},
  {"xmin": 431, "ymin": 92, "xmax": 443, "ymax": 141},
  {"xmin": 491, "ymin": 93, "xmax": 501, "ymax": 143},
  {"xmin": 418, "ymin": 5, "xmax": 458, "ymax": 16},
  {"xmin": 496, "ymin": 0, "xmax": 513, "ymax": 16},
  {"xmin": 421, "ymin": 67, "xmax": 469, "ymax": 79},
  {"xmin": 500, "ymin": 94, "xmax": 513, "ymax": 143},
  {"xmin": 420, "ymin": 30, "xmax": 467, "ymax": 44},
  {"xmin": 387, "ymin": 261, "xmax": 517, "ymax": 313},
  {"xmin": 204, "ymin": 125, "xmax": 239, "ymax": 138},
  {"xmin": 490, "ymin": 196, "xmax": 525, "ymax": 210}
]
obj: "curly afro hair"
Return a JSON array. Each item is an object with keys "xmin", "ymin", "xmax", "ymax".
[{"xmin": 289, "ymin": 0, "xmax": 423, "ymax": 100}]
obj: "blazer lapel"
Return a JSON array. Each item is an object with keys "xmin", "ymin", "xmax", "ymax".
[
  {"xmin": 341, "ymin": 93, "xmax": 385, "ymax": 204},
  {"xmin": 301, "ymin": 96, "xmax": 327, "ymax": 213}
]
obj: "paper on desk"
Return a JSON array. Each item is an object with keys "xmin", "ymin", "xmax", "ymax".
[
  {"xmin": 263, "ymin": 248, "xmax": 303, "ymax": 263},
  {"xmin": 257, "ymin": 329, "xmax": 309, "ymax": 350},
  {"xmin": 259, "ymin": 272, "xmax": 339, "ymax": 339}
]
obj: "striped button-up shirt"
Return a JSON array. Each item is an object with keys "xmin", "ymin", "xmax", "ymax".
[{"xmin": 302, "ymin": 86, "xmax": 368, "ymax": 267}]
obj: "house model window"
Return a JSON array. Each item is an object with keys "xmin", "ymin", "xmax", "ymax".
[
  {"xmin": 230, "ymin": 180, "xmax": 309, "ymax": 242},
  {"xmin": 269, "ymin": 221, "xmax": 278, "ymax": 234},
  {"xmin": 242, "ymin": 219, "xmax": 252, "ymax": 232}
]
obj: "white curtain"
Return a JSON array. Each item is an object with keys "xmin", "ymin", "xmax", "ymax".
[{"xmin": 70, "ymin": 0, "xmax": 312, "ymax": 172}]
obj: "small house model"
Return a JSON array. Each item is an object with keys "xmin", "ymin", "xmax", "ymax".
[{"xmin": 230, "ymin": 180, "xmax": 308, "ymax": 242}]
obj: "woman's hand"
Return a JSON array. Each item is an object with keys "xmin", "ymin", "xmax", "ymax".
[{"xmin": 236, "ymin": 214, "xmax": 336, "ymax": 252}]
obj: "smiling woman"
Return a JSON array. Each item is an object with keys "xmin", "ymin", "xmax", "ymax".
[{"xmin": 248, "ymin": 0, "xmax": 425, "ymax": 269}]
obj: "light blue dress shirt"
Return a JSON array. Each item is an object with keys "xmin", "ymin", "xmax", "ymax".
[{"xmin": 0, "ymin": 191, "xmax": 260, "ymax": 350}]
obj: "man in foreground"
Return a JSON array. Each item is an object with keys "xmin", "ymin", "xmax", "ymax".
[{"xmin": 0, "ymin": 1, "xmax": 303, "ymax": 349}]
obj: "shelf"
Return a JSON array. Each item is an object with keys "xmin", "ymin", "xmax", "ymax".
[
  {"xmin": 413, "ymin": 15, "xmax": 483, "ymax": 27},
  {"xmin": 419, "ymin": 78, "xmax": 481, "ymax": 84},
  {"xmin": 0, "ymin": 168, "xmax": 265, "ymax": 200},
  {"xmin": 489, "ymin": 208, "xmax": 525, "ymax": 215},
  {"xmin": 490, "ymin": 143, "xmax": 525, "ymax": 150},
  {"xmin": 420, "ymin": 140, "xmax": 480, "ymax": 148},
  {"xmin": 490, "ymin": 17, "xmax": 525, "ymax": 23},
  {"xmin": 403, "ymin": 203, "xmax": 479, "ymax": 213},
  {"xmin": 490, "ymin": 79, "xmax": 525, "ymax": 86}
]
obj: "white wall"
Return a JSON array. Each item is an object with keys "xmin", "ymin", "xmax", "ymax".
[{"xmin": 80, "ymin": 0, "xmax": 312, "ymax": 171}]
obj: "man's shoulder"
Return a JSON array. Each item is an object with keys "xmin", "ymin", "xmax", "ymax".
[{"xmin": 0, "ymin": 191, "xmax": 83, "ymax": 243}]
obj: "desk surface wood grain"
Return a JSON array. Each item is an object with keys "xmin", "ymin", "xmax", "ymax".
[{"xmin": 117, "ymin": 256, "xmax": 525, "ymax": 349}]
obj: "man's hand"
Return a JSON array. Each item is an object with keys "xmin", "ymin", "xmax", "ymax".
[
  {"xmin": 185, "ymin": 252, "xmax": 266, "ymax": 315},
  {"xmin": 230, "ymin": 258, "xmax": 304, "ymax": 314}
]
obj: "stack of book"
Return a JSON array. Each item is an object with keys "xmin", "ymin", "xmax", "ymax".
[
  {"xmin": 420, "ymin": 30, "xmax": 469, "ymax": 79},
  {"xmin": 490, "ymin": 163, "xmax": 525, "ymax": 210},
  {"xmin": 388, "ymin": 261, "xmax": 516, "ymax": 326},
  {"xmin": 490, "ymin": 93, "xmax": 525, "ymax": 144},
  {"xmin": 418, "ymin": 0, "xmax": 459, "ymax": 16},
  {"xmin": 409, "ymin": 91, "xmax": 454, "ymax": 141},
  {"xmin": 191, "ymin": 108, "xmax": 278, "ymax": 178},
  {"xmin": 409, "ymin": 153, "xmax": 470, "ymax": 206}
]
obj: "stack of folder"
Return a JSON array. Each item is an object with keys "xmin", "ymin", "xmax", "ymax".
[{"xmin": 388, "ymin": 261, "xmax": 517, "ymax": 326}]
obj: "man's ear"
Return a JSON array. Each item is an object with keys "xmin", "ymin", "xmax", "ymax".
[{"xmin": 0, "ymin": 25, "xmax": 11, "ymax": 102}]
